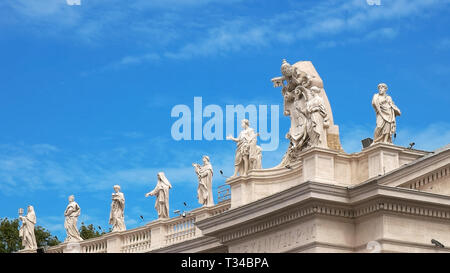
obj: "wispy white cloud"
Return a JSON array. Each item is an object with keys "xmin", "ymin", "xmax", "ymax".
[
  {"xmin": 38, "ymin": 215, "xmax": 65, "ymax": 234},
  {"xmin": 164, "ymin": 19, "xmax": 271, "ymax": 59},
  {"xmin": 9, "ymin": 0, "xmax": 69, "ymax": 17},
  {"xmin": 435, "ymin": 37, "xmax": 450, "ymax": 50},
  {"xmin": 5, "ymin": 0, "xmax": 448, "ymax": 69},
  {"xmin": 339, "ymin": 122, "xmax": 450, "ymax": 153},
  {"xmin": 340, "ymin": 123, "xmax": 374, "ymax": 153},
  {"xmin": 120, "ymin": 0, "xmax": 449, "ymax": 64},
  {"xmin": 31, "ymin": 144, "xmax": 59, "ymax": 155},
  {"xmin": 0, "ymin": 138, "xmax": 229, "ymax": 196},
  {"xmin": 396, "ymin": 122, "xmax": 450, "ymax": 151},
  {"xmin": 317, "ymin": 27, "xmax": 399, "ymax": 48},
  {"xmin": 131, "ymin": 0, "xmax": 244, "ymax": 10}
]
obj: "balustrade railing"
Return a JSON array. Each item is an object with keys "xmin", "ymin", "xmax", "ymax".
[
  {"xmin": 82, "ymin": 238, "xmax": 108, "ymax": 253},
  {"xmin": 42, "ymin": 200, "xmax": 230, "ymax": 253},
  {"xmin": 121, "ymin": 227, "xmax": 152, "ymax": 253},
  {"xmin": 165, "ymin": 215, "xmax": 197, "ymax": 246}
]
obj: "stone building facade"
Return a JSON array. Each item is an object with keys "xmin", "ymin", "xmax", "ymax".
[{"xmin": 30, "ymin": 60, "xmax": 450, "ymax": 253}]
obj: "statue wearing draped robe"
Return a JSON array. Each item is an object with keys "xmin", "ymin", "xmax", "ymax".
[
  {"xmin": 145, "ymin": 172, "xmax": 172, "ymax": 219},
  {"xmin": 64, "ymin": 195, "xmax": 83, "ymax": 242},
  {"xmin": 109, "ymin": 185, "xmax": 126, "ymax": 232},
  {"xmin": 18, "ymin": 205, "xmax": 37, "ymax": 250},
  {"xmin": 193, "ymin": 156, "xmax": 214, "ymax": 207},
  {"xmin": 227, "ymin": 119, "xmax": 262, "ymax": 177},
  {"xmin": 306, "ymin": 86, "xmax": 329, "ymax": 148},
  {"xmin": 372, "ymin": 83, "xmax": 401, "ymax": 144}
]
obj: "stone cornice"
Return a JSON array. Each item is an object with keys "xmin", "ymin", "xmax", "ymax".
[
  {"xmin": 152, "ymin": 236, "xmax": 222, "ymax": 253},
  {"xmin": 197, "ymin": 181, "xmax": 351, "ymax": 233},
  {"xmin": 360, "ymin": 142, "xmax": 429, "ymax": 155},
  {"xmin": 349, "ymin": 180, "xmax": 450, "ymax": 205},
  {"xmin": 226, "ymin": 160, "xmax": 303, "ymax": 186},
  {"xmin": 197, "ymin": 180, "xmax": 450, "ymax": 244},
  {"xmin": 376, "ymin": 148, "xmax": 450, "ymax": 187}
]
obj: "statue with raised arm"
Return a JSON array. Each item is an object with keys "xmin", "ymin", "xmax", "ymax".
[
  {"xmin": 18, "ymin": 205, "xmax": 37, "ymax": 250},
  {"xmin": 145, "ymin": 172, "xmax": 172, "ymax": 219},
  {"xmin": 192, "ymin": 156, "xmax": 214, "ymax": 207},
  {"xmin": 272, "ymin": 59, "xmax": 311, "ymax": 152},
  {"xmin": 109, "ymin": 185, "xmax": 126, "ymax": 232},
  {"xmin": 227, "ymin": 119, "xmax": 262, "ymax": 177},
  {"xmin": 372, "ymin": 83, "xmax": 401, "ymax": 144},
  {"xmin": 64, "ymin": 195, "xmax": 83, "ymax": 242},
  {"xmin": 271, "ymin": 59, "xmax": 339, "ymax": 166}
]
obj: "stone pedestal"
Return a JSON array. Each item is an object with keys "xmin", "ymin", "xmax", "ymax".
[
  {"xmin": 148, "ymin": 219, "xmax": 169, "ymax": 251},
  {"xmin": 105, "ymin": 232, "xmax": 123, "ymax": 253},
  {"xmin": 227, "ymin": 160, "xmax": 302, "ymax": 209},
  {"xmin": 227, "ymin": 144, "xmax": 427, "ymax": 208},
  {"xmin": 62, "ymin": 242, "xmax": 81, "ymax": 253}
]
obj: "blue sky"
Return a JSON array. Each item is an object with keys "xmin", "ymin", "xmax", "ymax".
[{"xmin": 0, "ymin": 0, "xmax": 449, "ymax": 240}]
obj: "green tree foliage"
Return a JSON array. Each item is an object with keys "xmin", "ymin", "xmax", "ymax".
[
  {"xmin": 35, "ymin": 225, "xmax": 60, "ymax": 248},
  {"xmin": 0, "ymin": 218, "xmax": 21, "ymax": 253},
  {"xmin": 0, "ymin": 217, "xmax": 61, "ymax": 253},
  {"xmin": 79, "ymin": 222, "xmax": 106, "ymax": 240}
]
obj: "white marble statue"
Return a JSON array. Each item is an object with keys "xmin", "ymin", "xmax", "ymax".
[
  {"xmin": 18, "ymin": 205, "xmax": 37, "ymax": 250},
  {"xmin": 109, "ymin": 185, "xmax": 126, "ymax": 232},
  {"xmin": 145, "ymin": 172, "xmax": 172, "ymax": 219},
  {"xmin": 271, "ymin": 59, "xmax": 330, "ymax": 165},
  {"xmin": 64, "ymin": 195, "xmax": 83, "ymax": 242},
  {"xmin": 275, "ymin": 59, "xmax": 310, "ymax": 151},
  {"xmin": 227, "ymin": 119, "xmax": 262, "ymax": 177},
  {"xmin": 372, "ymin": 83, "xmax": 401, "ymax": 144},
  {"xmin": 306, "ymin": 86, "xmax": 329, "ymax": 148},
  {"xmin": 192, "ymin": 156, "xmax": 214, "ymax": 207}
]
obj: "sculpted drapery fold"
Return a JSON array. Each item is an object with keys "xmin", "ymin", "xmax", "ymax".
[
  {"xmin": 64, "ymin": 195, "xmax": 83, "ymax": 242},
  {"xmin": 271, "ymin": 59, "xmax": 330, "ymax": 166},
  {"xmin": 227, "ymin": 119, "xmax": 262, "ymax": 177},
  {"xmin": 146, "ymin": 172, "xmax": 172, "ymax": 219},
  {"xmin": 109, "ymin": 185, "xmax": 126, "ymax": 232},
  {"xmin": 372, "ymin": 83, "xmax": 401, "ymax": 144},
  {"xmin": 19, "ymin": 206, "xmax": 37, "ymax": 250},
  {"xmin": 193, "ymin": 156, "xmax": 215, "ymax": 207}
]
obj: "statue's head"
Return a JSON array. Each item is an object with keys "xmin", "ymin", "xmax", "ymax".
[
  {"xmin": 202, "ymin": 155, "xmax": 210, "ymax": 164},
  {"xmin": 157, "ymin": 172, "xmax": 172, "ymax": 188},
  {"xmin": 157, "ymin": 172, "xmax": 166, "ymax": 182},
  {"xmin": 27, "ymin": 205, "xmax": 34, "ymax": 213},
  {"xmin": 113, "ymin": 185, "xmax": 121, "ymax": 193},
  {"xmin": 68, "ymin": 195, "xmax": 75, "ymax": 202},
  {"xmin": 241, "ymin": 119, "xmax": 250, "ymax": 129},
  {"xmin": 378, "ymin": 83, "xmax": 388, "ymax": 95},
  {"xmin": 281, "ymin": 59, "xmax": 293, "ymax": 77}
]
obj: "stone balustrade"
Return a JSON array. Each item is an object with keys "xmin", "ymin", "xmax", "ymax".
[
  {"xmin": 45, "ymin": 200, "xmax": 230, "ymax": 253},
  {"xmin": 121, "ymin": 226, "xmax": 152, "ymax": 253},
  {"xmin": 165, "ymin": 214, "xmax": 196, "ymax": 245},
  {"xmin": 82, "ymin": 237, "xmax": 108, "ymax": 253}
]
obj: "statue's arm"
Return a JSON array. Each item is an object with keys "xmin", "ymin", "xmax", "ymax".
[
  {"xmin": 64, "ymin": 207, "xmax": 74, "ymax": 216},
  {"xmin": 372, "ymin": 95, "xmax": 380, "ymax": 114},
  {"xmin": 391, "ymin": 99, "xmax": 401, "ymax": 116},
  {"xmin": 226, "ymin": 135, "xmax": 239, "ymax": 142},
  {"xmin": 118, "ymin": 194, "xmax": 125, "ymax": 204},
  {"xmin": 145, "ymin": 187, "xmax": 157, "ymax": 197},
  {"xmin": 199, "ymin": 168, "xmax": 212, "ymax": 178}
]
